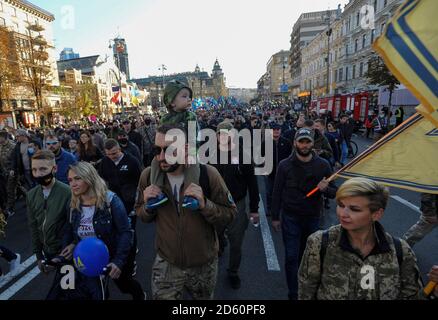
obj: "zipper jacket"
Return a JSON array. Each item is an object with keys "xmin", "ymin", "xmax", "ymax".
[{"xmin": 27, "ymin": 180, "xmax": 72, "ymax": 260}]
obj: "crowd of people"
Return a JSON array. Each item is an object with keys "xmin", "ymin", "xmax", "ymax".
[{"xmin": 0, "ymin": 80, "xmax": 436, "ymax": 300}]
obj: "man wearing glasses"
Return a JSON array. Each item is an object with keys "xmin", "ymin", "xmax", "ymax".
[
  {"xmin": 135, "ymin": 124, "xmax": 237, "ymax": 300},
  {"xmin": 44, "ymin": 132, "xmax": 77, "ymax": 185}
]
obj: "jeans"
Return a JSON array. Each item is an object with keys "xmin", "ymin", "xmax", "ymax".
[
  {"xmin": 281, "ymin": 214, "xmax": 320, "ymax": 300},
  {"xmin": 264, "ymin": 176, "xmax": 275, "ymax": 215},
  {"xmin": 340, "ymin": 141, "xmax": 348, "ymax": 165},
  {"xmin": 226, "ymin": 198, "xmax": 249, "ymax": 276}
]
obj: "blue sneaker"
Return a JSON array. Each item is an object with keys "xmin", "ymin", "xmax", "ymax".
[
  {"xmin": 146, "ymin": 193, "xmax": 169, "ymax": 210},
  {"xmin": 182, "ymin": 196, "xmax": 200, "ymax": 210}
]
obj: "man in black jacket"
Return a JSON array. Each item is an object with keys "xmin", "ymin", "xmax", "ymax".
[
  {"xmin": 271, "ymin": 128, "xmax": 337, "ymax": 300},
  {"xmin": 117, "ymin": 130, "xmax": 142, "ymax": 165},
  {"xmin": 122, "ymin": 119, "xmax": 143, "ymax": 154},
  {"xmin": 97, "ymin": 138, "xmax": 145, "ymax": 300},
  {"xmin": 211, "ymin": 122, "xmax": 260, "ymax": 290},
  {"xmin": 262, "ymin": 122, "xmax": 292, "ymax": 216}
]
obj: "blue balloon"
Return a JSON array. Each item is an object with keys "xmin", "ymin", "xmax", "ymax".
[{"xmin": 73, "ymin": 237, "xmax": 109, "ymax": 277}]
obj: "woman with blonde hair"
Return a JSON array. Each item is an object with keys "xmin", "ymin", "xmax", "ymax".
[
  {"xmin": 53, "ymin": 161, "xmax": 133, "ymax": 300},
  {"xmin": 298, "ymin": 177, "xmax": 423, "ymax": 300}
]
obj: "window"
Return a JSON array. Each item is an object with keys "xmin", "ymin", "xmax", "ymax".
[
  {"xmin": 335, "ymin": 70, "xmax": 338, "ymax": 82},
  {"xmin": 353, "ymin": 65, "xmax": 356, "ymax": 79},
  {"xmin": 381, "ymin": 23, "xmax": 386, "ymax": 34},
  {"xmin": 13, "ymin": 22, "xmax": 19, "ymax": 32},
  {"xmin": 11, "ymin": 7, "xmax": 17, "ymax": 17},
  {"xmin": 371, "ymin": 29, "xmax": 376, "ymax": 43},
  {"xmin": 384, "ymin": 0, "xmax": 388, "ymax": 7},
  {"xmin": 0, "ymin": 2, "xmax": 3, "ymax": 12},
  {"xmin": 362, "ymin": 34, "xmax": 367, "ymax": 48},
  {"xmin": 360, "ymin": 62, "xmax": 364, "ymax": 77},
  {"xmin": 355, "ymin": 39, "xmax": 359, "ymax": 52},
  {"xmin": 374, "ymin": 0, "xmax": 378, "ymax": 12},
  {"xmin": 346, "ymin": 66, "xmax": 349, "ymax": 80},
  {"xmin": 0, "ymin": 17, "xmax": 5, "ymax": 26},
  {"xmin": 356, "ymin": 12, "xmax": 360, "ymax": 27}
]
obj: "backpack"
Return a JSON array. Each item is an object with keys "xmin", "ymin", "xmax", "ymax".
[{"xmin": 319, "ymin": 230, "xmax": 403, "ymax": 274}]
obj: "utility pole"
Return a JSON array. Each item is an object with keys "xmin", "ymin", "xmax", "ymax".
[{"xmin": 326, "ymin": 10, "xmax": 333, "ymax": 96}]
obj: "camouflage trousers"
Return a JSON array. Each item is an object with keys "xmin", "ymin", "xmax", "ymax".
[
  {"xmin": 151, "ymin": 254, "xmax": 218, "ymax": 300},
  {"xmin": 403, "ymin": 210, "xmax": 438, "ymax": 247},
  {"xmin": 0, "ymin": 174, "xmax": 16, "ymax": 211}
]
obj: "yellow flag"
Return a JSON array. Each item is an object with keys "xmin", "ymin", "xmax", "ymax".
[
  {"xmin": 338, "ymin": 112, "xmax": 438, "ymax": 194},
  {"xmin": 373, "ymin": 0, "xmax": 438, "ymax": 128}
]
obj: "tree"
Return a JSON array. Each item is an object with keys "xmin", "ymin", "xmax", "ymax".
[
  {"xmin": 54, "ymin": 75, "xmax": 100, "ymax": 122},
  {"xmin": 18, "ymin": 22, "xmax": 53, "ymax": 122},
  {"xmin": 0, "ymin": 26, "xmax": 21, "ymax": 112},
  {"xmin": 366, "ymin": 55, "xmax": 400, "ymax": 123}
]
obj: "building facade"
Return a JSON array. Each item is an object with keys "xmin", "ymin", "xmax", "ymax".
[
  {"xmin": 228, "ymin": 88, "xmax": 257, "ymax": 103},
  {"xmin": 112, "ymin": 37, "xmax": 130, "ymax": 80},
  {"xmin": 57, "ymin": 55, "xmax": 128, "ymax": 119},
  {"xmin": 132, "ymin": 59, "xmax": 228, "ymax": 108},
  {"xmin": 59, "ymin": 47, "xmax": 79, "ymax": 61},
  {"xmin": 0, "ymin": 0, "xmax": 59, "ymax": 127},
  {"xmin": 300, "ymin": 0, "xmax": 404, "ymax": 99},
  {"xmin": 288, "ymin": 9, "xmax": 339, "ymax": 98}
]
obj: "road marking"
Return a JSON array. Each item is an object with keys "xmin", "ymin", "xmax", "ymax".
[
  {"xmin": 391, "ymin": 196, "xmax": 421, "ymax": 214},
  {"xmin": 0, "ymin": 266, "xmax": 40, "ymax": 300},
  {"xmin": 259, "ymin": 197, "xmax": 281, "ymax": 272},
  {"xmin": 0, "ymin": 255, "xmax": 37, "ymax": 290}
]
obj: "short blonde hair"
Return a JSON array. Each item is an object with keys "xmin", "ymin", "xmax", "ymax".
[{"xmin": 336, "ymin": 178, "xmax": 389, "ymax": 212}]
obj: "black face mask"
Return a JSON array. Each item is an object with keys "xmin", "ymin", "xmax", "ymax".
[
  {"xmin": 144, "ymin": 120, "xmax": 151, "ymax": 126},
  {"xmin": 34, "ymin": 171, "xmax": 54, "ymax": 187},
  {"xmin": 118, "ymin": 138, "xmax": 128, "ymax": 146}
]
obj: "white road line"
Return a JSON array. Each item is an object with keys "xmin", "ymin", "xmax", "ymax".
[
  {"xmin": 0, "ymin": 255, "xmax": 37, "ymax": 290},
  {"xmin": 259, "ymin": 197, "xmax": 281, "ymax": 272},
  {"xmin": 391, "ymin": 196, "xmax": 421, "ymax": 214},
  {"xmin": 0, "ymin": 266, "xmax": 40, "ymax": 300}
]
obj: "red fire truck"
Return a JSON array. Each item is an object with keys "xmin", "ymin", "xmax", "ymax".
[{"xmin": 310, "ymin": 92, "xmax": 370, "ymax": 122}]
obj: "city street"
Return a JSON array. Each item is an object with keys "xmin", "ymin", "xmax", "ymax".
[{"xmin": 1, "ymin": 135, "xmax": 436, "ymax": 300}]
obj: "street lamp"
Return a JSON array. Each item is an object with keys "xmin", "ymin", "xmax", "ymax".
[
  {"xmin": 158, "ymin": 64, "xmax": 167, "ymax": 107},
  {"xmin": 108, "ymin": 39, "xmax": 125, "ymax": 116}
]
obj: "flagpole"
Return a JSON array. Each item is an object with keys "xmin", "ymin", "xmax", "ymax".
[{"xmin": 306, "ymin": 113, "xmax": 423, "ymax": 198}]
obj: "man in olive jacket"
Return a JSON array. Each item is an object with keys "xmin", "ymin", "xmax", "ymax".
[
  {"xmin": 27, "ymin": 150, "xmax": 71, "ymax": 273},
  {"xmin": 135, "ymin": 124, "xmax": 237, "ymax": 300}
]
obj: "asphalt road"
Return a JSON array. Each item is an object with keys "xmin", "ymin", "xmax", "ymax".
[{"xmin": 0, "ymin": 135, "xmax": 436, "ymax": 300}]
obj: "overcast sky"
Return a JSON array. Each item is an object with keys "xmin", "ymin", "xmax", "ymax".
[{"xmin": 33, "ymin": 0, "xmax": 349, "ymax": 88}]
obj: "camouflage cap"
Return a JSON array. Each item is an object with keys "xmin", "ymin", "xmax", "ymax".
[{"xmin": 163, "ymin": 80, "xmax": 193, "ymax": 109}]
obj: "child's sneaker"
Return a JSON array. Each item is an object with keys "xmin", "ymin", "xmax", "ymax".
[{"xmin": 146, "ymin": 194, "xmax": 168, "ymax": 210}]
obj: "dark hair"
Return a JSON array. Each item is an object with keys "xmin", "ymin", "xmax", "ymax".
[
  {"xmin": 32, "ymin": 150, "xmax": 55, "ymax": 162},
  {"xmin": 104, "ymin": 139, "xmax": 120, "ymax": 150},
  {"xmin": 304, "ymin": 119, "xmax": 314, "ymax": 127},
  {"xmin": 0, "ymin": 131, "xmax": 8, "ymax": 139},
  {"xmin": 156, "ymin": 124, "xmax": 187, "ymax": 142},
  {"xmin": 314, "ymin": 119, "xmax": 326, "ymax": 127},
  {"xmin": 78, "ymin": 131, "xmax": 98, "ymax": 159}
]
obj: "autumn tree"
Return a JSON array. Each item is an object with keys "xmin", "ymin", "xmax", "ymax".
[
  {"xmin": 17, "ymin": 22, "xmax": 53, "ymax": 120},
  {"xmin": 0, "ymin": 26, "xmax": 21, "ymax": 112}
]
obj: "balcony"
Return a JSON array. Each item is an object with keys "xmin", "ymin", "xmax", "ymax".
[
  {"xmin": 33, "ymin": 35, "xmax": 47, "ymax": 46},
  {"xmin": 27, "ymin": 23, "xmax": 44, "ymax": 32}
]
